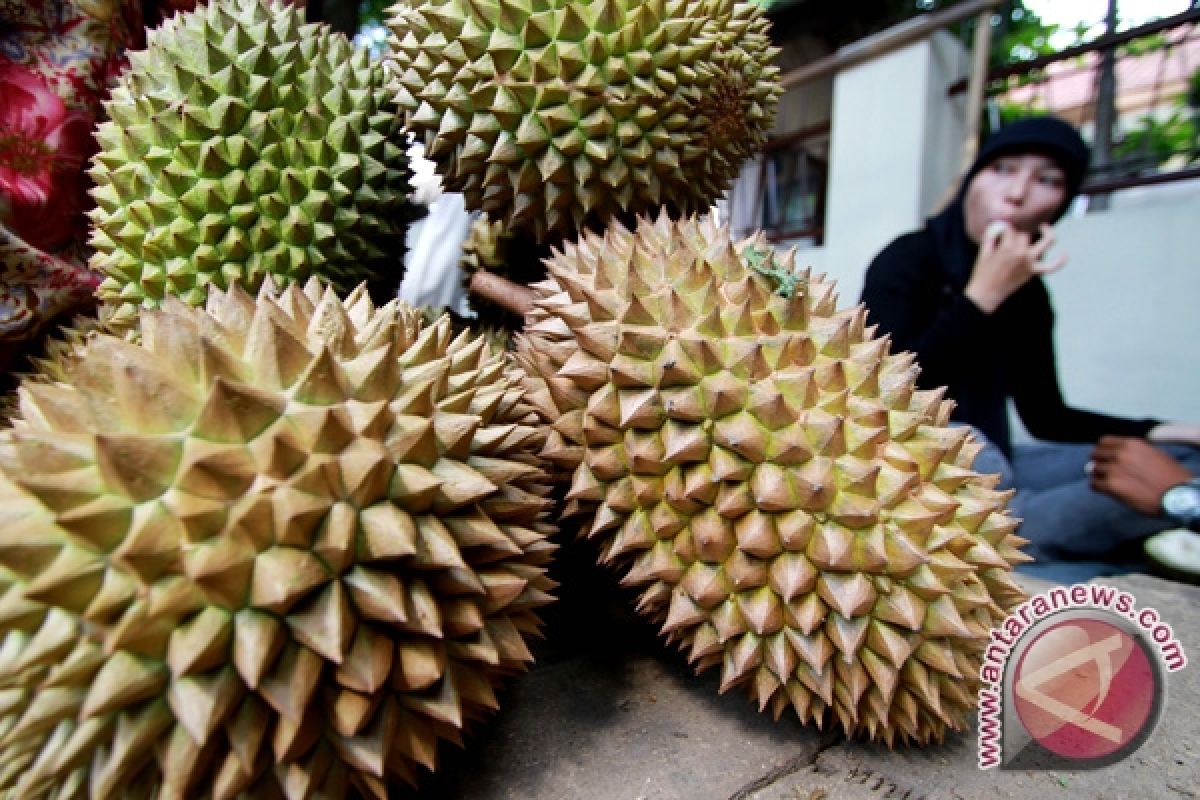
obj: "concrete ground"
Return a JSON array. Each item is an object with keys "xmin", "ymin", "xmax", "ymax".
[{"xmin": 412, "ymin": 565, "xmax": 1200, "ymax": 800}]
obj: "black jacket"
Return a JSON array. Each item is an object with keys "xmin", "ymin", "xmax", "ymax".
[{"xmin": 860, "ymin": 220, "xmax": 1157, "ymax": 458}]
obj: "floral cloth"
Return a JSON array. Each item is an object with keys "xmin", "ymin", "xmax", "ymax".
[{"xmin": 0, "ymin": 0, "xmax": 198, "ymax": 345}]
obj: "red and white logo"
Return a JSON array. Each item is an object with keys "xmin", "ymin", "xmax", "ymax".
[
  {"xmin": 977, "ymin": 584, "xmax": 1182, "ymax": 771},
  {"xmin": 1012, "ymin": 617, "xmax": 1159, "ymax": 763}
]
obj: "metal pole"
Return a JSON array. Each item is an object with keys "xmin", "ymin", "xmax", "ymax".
[
  {"xmin": 933, "ymin": 9, "xmax": 997, "ymax": 214},
  {"xmin": 1090, "ymin": 0, "xmax": 1120, "ymax": 211},
  {"xmin": 961, "ymin": 10, "xmax": 996, "ymax": 172}
]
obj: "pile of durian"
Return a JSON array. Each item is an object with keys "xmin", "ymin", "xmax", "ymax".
[{"xmin": 0, "ymin": 0, "xmax": 1028, "ymax": 796}]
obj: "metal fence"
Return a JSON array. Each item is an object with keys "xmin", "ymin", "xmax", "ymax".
[
  {"xmin": 950, "ymin": 7, "xmax": 1200, "ymax": 196},
  {"xmin": 753, "ymin": 6, "xmax": 1200, "ymax": 242}
]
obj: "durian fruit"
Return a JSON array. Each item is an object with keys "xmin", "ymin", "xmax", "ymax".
[
  {"xmin": 89, "ymin": 0, "xmax": 415, "ymax": 324},
  {"xmin": 459, "ymin": 215, "xmax": 547, "ymax": 334},
  {"xmin": 513, "ymin": 212, "xmax": 1029, "ymax": 744},
  {"xmin": 385, "ymin": 0, "xmax": 780, "ymax": 241},
  {"xmin": 24, "ymin": 304, "xmax": 128, "ymax": 381},
  {"xmin": 460, "ymin": 217, "xmax": 511, "ymax": 285},
  {"xmin": 0, "ymin": 304, "xmax": 136, "ymax": 425},
  {"xmin": 418, "ymin": 302, "xmax": 514, "ymax": 356},
  {"xmin": 0, "ymin": 277, "xmax": 556, "ymax": 797}
]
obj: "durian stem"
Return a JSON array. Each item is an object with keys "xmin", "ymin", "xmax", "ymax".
[{"xmin": 468, "ymin": 271, "xmax": 535, "ymax": 317}]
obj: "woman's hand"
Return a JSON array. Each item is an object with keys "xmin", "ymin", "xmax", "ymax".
[
  {"xmin": 1089, "ymin": 436, "xmax": 1194, "ymax": 515},
  {"xmin": 964, "ymin": 221, "xmax": 1067, "ymax": 313}
]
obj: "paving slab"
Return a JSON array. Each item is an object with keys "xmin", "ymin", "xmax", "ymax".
[
  {"xmin": 414, "ymin": 573, "xmax": 1200, "ymax": 800},
  {"xmin": 418, "ymin": 619, "xmax": 837, "ymax": 799}
]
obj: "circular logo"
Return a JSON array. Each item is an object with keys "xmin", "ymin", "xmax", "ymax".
[{"xmin": 1012, "ymin": 616, "xmax": 1163, "ymax": 765}]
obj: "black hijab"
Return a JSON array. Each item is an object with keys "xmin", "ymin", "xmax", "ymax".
[{"xmin": 927, "ymin": 116, "xmax": 1091, "ymax": 288}]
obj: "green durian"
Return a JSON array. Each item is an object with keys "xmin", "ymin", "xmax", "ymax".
[
  {"xmin": 385, "ymin": 0, "xmax": 781, "ymax": 242},
  {"xmin": 88, "ymin": 0, "xmax": 416, "ymax": 324}
]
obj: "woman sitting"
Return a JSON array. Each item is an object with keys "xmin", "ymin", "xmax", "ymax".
[{"xmin": 859, "ymin": 115, "xmax": 1200, "ymax": 570}]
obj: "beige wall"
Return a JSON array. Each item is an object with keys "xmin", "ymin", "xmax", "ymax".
[
  {"xmin": 1043, "ymin": 194, "xmax": 1200, "ymax": 425},
  {"xmin": 795, "ymin": 32, "xmax": 970, "ymax": 304}
]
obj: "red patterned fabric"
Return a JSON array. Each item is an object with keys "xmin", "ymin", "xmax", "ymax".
[
  {"xmin": 1, "ymin": 63, "xmax": 94, "ymax": 253},
  {"xmin": 0, "ymin": 0, "xmax": 200, "ymax": 345}
]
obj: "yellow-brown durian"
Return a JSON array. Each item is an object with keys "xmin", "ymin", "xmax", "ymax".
[
  {"xmin": 0, "ymin": 277, "xmax": 555, "ymax": 797},
  {"xmin": 514, "ymin": 212, "xmax": 1029, "ymax": 745}
]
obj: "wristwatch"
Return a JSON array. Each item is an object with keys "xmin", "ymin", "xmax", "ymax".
[{"xmin": 1161, "ymin": 479, "xmax": 1200, "ymax": 531}]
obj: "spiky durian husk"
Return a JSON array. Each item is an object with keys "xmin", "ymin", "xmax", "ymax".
[
  {"xmin": 384, "ymin": 0, "xmax": 780, "ymax": 242},
  {"xmin": 459, "ymin": 215, "xmax": 545, "ymax": 334},
  {"xmin": 88, "ymin": 0, "xmax": 415, "ymax": 324},
  {"xmin": 460, "ymin": 217, "xmax": 510, "ymax": 280},
  {"xmin": 0, "ymin": 278, "xmax": 556, "ymax": 797},
  {"xmin": 513, "ymin": 213, "xmax": 1030, "ymax": 745},
  {"xmin": 26, "ymin": 304, "xmax": 129, "ymax": 381},
  {"xmin": 0, "ymin": 305, "xmax": 133, "ymax": 426}
]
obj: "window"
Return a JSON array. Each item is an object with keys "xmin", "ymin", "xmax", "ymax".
[{"xmin": 757, "ymin": 124, "xmax": 830, "ymax": 244}]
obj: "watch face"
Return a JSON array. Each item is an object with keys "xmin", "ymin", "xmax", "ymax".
[{"xmin": 1163, "ymin": 485, "xmax": 1200, "ymax": 518}]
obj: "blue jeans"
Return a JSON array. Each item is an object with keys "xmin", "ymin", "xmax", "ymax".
[{"xmin": 970, "ymin": 434, "xmax": 1200, "ymax": 562}]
